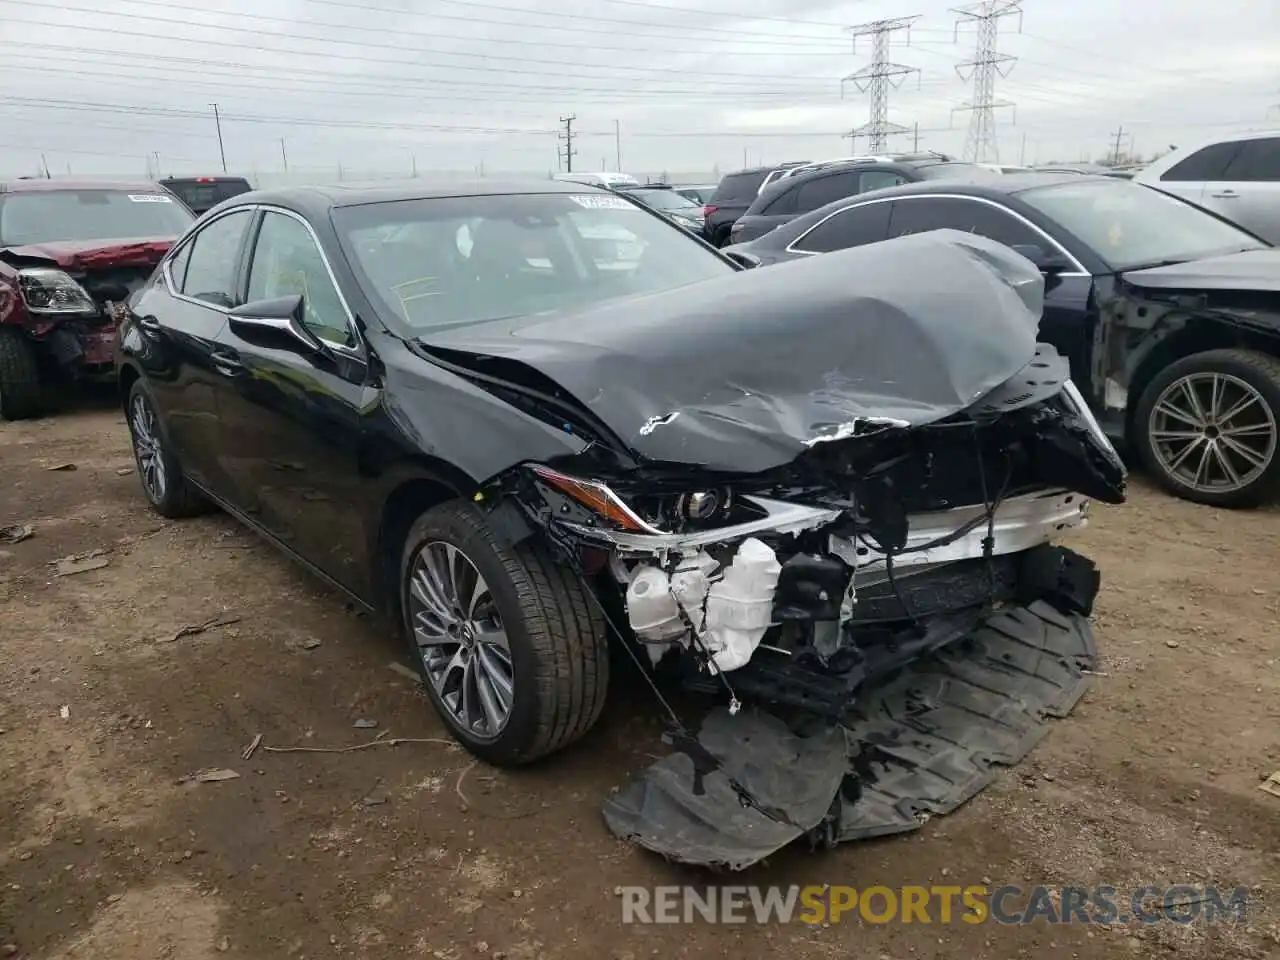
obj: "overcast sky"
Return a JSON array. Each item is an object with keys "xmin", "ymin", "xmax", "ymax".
[{"xmin": 1, "ymin": 0, "xmax": 1277, "ymax": 181}]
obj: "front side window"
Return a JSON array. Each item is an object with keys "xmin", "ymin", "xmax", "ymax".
[
  {"xmin": 247, "ymin": 212, "xmax": 353, "ymax": 347},
  {"xmin": 0, "ymin": 189, "xmax": 195, "ymax": 246},
  {"xmin": 886, "ymin": 197, "xmax": 1042, "ymax": 250},
  {"xmin": 1160, "ymin": 142, "xmax": 1241, "ymax": 182},
  {"xmin": 1019, "ymin": 178, "xmax": 1265, "ymax": 270},
  {"xmin": 181, "ymin": 210, "xmax": 253, "ymax": 308},
  {"xmin": 334, "ymin": 192, "xmax": 734, "ymax": 335}
]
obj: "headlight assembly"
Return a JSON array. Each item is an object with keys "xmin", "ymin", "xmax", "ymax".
[{"xmin": 18, "ymin": 268, "xmax": 97, "ymax": 315}]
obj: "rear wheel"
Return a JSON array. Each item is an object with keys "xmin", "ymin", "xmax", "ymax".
[
  {"xmin": 126, "ymin": 380, "xmax": 210, "ymax": 518},
  {"xmin": 1134, "ymin": 348, "xmax": 1280, "ymax": 508},
  {"xmin": 0, "ymin": 327, "xmax": 42, "ymax": 421},
  {"xmin": 400, "ymin": 500, "xmax": 610, "ymax": 766}
]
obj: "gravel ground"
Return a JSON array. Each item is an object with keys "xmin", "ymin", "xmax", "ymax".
[{"xmin": 1, "ymin": 403, "xmax": 1278, "ymax": 960}]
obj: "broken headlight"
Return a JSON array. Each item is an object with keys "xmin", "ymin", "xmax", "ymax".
[
  {"xmin": 530, "ymin": 466, "xmax": 751, "ymax": 534},
  {"xmin": 1061, "ymin": 379, "xmax": 1121, "ymax": 461},
  {"xmin": 18, "ymin": 268, "xmax": 96, "ymax": 315}
]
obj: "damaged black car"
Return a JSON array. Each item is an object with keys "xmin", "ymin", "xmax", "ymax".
[{"xmin": 117, "ymin": 182, "xmax": 1125, "ymax": 862}]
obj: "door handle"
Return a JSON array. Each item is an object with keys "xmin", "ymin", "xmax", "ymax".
[
  {"xmin": 1210, "ymin": 190, "xmax": 1238, "ymax": 199},
  {"xmin": 210, "ymin": 350, "xmax": 244, "ymax": 377},
  {"xmin": 138, "ymin": 315, "xmax": 163, "ymax": 333}
]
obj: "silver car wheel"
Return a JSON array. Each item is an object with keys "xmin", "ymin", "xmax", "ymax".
[
  {"xmin": 1148, "ymin": 371, "xmax": 1277, "ymax": 494},
  {"xmin": 408, "ymin": 541, "xmax": 515, "ymax": 740},
  {"xmin": 130, "ymin": 394, "xmax": 168, "ymax": 502}
]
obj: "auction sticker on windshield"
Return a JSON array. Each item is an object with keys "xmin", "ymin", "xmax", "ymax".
[
  {"xmin": 128, "ymin": 194, "xmax": 174, "ymax": 202},
  {"xmin": 568, "ymin": 194, "xmax": 636, "ymax": 210}
]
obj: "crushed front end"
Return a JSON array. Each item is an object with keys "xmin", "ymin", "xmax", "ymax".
[{"xmin": 508, "ymin": 347, "xmax": 1124, "ymax": 868}]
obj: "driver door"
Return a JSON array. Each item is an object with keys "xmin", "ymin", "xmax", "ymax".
[{"xmin": 210, "ymin": 208, "xmax": 379, "ymax": 595}]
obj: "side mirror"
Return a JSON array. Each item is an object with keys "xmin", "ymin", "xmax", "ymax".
[
  {"xmin": 723, "ymin": 250, "xmax": 761, "ymax": 270},
  {"xmin": 1010, "ymin": 243, "xmax": 1073, "ymax": 273},
  {"xmin": 227, "ymin": 294, "xmax": 325, "ymax": 354}
]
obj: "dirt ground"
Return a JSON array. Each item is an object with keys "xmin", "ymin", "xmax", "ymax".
[{"xmin": 1, "ymin": 401, "xmax": 1277, "ymax": 960}]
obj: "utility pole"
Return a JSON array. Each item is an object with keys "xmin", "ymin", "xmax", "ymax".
[
  {"xmin": 1110, "ymin": 126, "xmax": 1127, "ymax": 164},
  {"xmin": 841, "ymin": 16, "xmax": 920, "ymax": 153},
  {"xmin": 280, "ymin": 138, "xmax": 288, "ymax": 172},
  {"xmin": 1020, "ymin": 130, "xmax": 1027, "ymax": 165},
  {"xmin": 411, "ymin": 153, "xmax": 418, "ymax": 177},
  {"xmin": 951, "ymin": 0, "xmax": 1022, "ymax": 163},
  {"xmin": 210, "ymin": 103, "xmax": 228, "ymax": 172},
  {"xmin": 614, "ymin": 119, "xmax": 622, "ymax": 171},
  {"xmin": 913, "ymin": 121, "xmax": 920, "ymax": 151},
  {"xmin": 40, "ymin": 153, "xmax": 50, "ymax": 178},
  {"xmin": 558, "ymin": 115, "xmax": 577, "ymax": 173}
]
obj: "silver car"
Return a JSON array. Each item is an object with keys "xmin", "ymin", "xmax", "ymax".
[{"xmin": 1135, "ymin": 130, "xmax": 1280, "ymax": 243}]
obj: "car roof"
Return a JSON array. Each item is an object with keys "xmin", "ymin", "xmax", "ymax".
[
  {"xmin": 218, "ymin": 178, "xmax": 610, "ymax": 215},
  {"xmin": 0, "ymin": 178, "xmax": 168, "ymax": 194},
  {"xmin": 837, "ymin": 171, "xmax": 1113, "ymax": 202}
]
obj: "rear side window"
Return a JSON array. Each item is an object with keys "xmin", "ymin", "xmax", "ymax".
[
  {"xmin": 1161, "ymin": 142, "xmax": 1241, "ymax": 182},
  {"xmin": 859, "ymin": 170, "xmax": 906, "ymax": 192},
  {"xmin": 180, "ymin": 209, "xmax": 253, "ymax": 308},
  {"xmin": 762, "ymin": 186, "xmax": 798, "ymax": 215},
  {"xmin": 1220, "ymin": 138, "xmax": 1280, "ymax": 182},
  {"xmin": 711, "ymin": 171, "xmax": 768, "ymax": 202},
  {"xmin": 793, "ymin": 202, "xmax": 892, "ymax": 253},
  {"xmin": 795, "ymin": 172, "xmax": 862, "ymax": 212}
]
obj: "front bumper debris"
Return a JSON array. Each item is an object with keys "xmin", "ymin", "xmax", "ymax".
[{"xmin": 602, "ymin": 598, "xmax": 1098, "ymax": 870}]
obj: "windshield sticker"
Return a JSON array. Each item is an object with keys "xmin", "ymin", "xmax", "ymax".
[
  {"xmin": 568, "ymin": 194, "xmax": 636, "ymax": 210},
  {"xmin": 128, "ymin": 194, "xmax": 174, "ymax": 203}
]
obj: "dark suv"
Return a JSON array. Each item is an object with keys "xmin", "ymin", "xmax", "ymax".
[
  {"xmin": 701, "ymin": 163, "xmax": 808, "ymax": 247},
  {"xmin": 158, "ymin": 176, "xmax": 252, "ymax": 215},
  {"xmin": 728, "ymin": 155, "xmax": 992, "ymax": 245}
]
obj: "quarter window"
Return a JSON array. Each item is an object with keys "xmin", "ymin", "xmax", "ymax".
[
  {"xmin": 247, "ymin": 212, "xmax": 353, "ymax": 348},
  {"xmin": 181, "ymin": 210, "xmax": 253, "ymax": 308},
  {"xmin": 792, "ymin": 202, "xmax": 892, "ymax": 253}
]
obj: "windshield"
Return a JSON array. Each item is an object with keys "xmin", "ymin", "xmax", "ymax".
[
  {"xmin": 162, "ymin": 179, "xmax": 251, "ymax": 213},
  {"xmin": 334, "ymin": 192, "xmax": 733, "ymax": 333},
  {"xmin": 0, "ymin": 190, "xmax": 194, "ymax": 246},
  {"xmin": 1019, "ymin": 178, "xmax": 1266, "ymax": 270},
  {"xmin": 630, "ymin": 190, "xmax": 701, "ymax": 213}
]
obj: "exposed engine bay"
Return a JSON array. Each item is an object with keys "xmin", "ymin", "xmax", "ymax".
[{"xmin": 423, "ymin": 230, "xmax": 1128, "ymax": 867}]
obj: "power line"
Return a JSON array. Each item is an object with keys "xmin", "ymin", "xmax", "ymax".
[
  {"xmin": 558, "ymin": 115, "xmax": 577, "ymax": 172},
  {"xmin": 5, "ymin": 5, "xmax": 838, "ymax": 88},
  {"xmin": 841, "ymin": 17, "xmax": 921, "ymax": 152},
  {"xmin": 951, "ymin": 0, "xmax": 1022, "ymax": 163}
]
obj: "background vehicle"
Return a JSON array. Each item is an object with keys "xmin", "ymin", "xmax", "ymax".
[
  {"xmin": 159, "ymin": 176, "xmax": 252, "ymax": 215},
  {"xmin": 614, "ymin": 183, "xmax": 705, "ymax": 232},
  {"xmin": 674, "ymin": 183, "xmax": 716, "ymax": 204},
  {"xmin": 552, "ymin": 171, "xmax": 640, "ymax": 189},
  {"xmin": 725, "ymin": 174, "xmax": 1280, "ymax": 507},
  {"xmin": 1134, "ymin": 130, "xmax": 1280, "ymax": 243},
  {"xmin": 0, "ymin": 179, "xmax": 194, "ymax": 419},
  {"xmin": 701, "ymin": 162, "xmax": 807, "ymax": 247},
  {"xmin": 728, "ymin": 156, "xmax": 994, "ymax": 245}
]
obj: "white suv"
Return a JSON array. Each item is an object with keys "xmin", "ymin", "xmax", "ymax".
[{"xmin": 1135, "ymin": 130, "xmax": 1280, "ymax": 243}]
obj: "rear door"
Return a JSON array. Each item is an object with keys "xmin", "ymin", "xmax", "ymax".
[
  {"xmin": 143, "ymin": 207, "xmax": 254, "ymax": 495},
  {"xmin": 209, "ymin": 207, "xmax": 377, "ymax": 593},
  {"xmin": 1202, "ymin": 137, "xmax": 1280, "ymax": 243},
  {"xmin": 884, "ymin": 196, "xmax": 1096, "ymax": 386}
]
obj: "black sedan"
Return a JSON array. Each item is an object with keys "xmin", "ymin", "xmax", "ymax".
[
  {"xmin": 116, "ymin": 179, "xmax": 1122, "ymax": 775},
  {"xmin": 726, "ymin": 174, "xmax": 1280, "ymax": 507}
]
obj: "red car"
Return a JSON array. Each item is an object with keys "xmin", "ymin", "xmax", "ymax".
[{"xmin": 0, "ymin": 179, "xmax": 195, "ymax": 419}]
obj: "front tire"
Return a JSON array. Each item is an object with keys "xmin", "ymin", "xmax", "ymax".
[
  {"xmin": 400, "ymin": 500, "xmax": 610, "ymax": 766},
  {"xmin": 125, "ymin": 380, "xmax": 210, "ymax": 518},
  {"xmin": 1134, "ymin": 348, "xmax": 1280, "ymax": 508},
  {"xmin": 0, "ymin": 327, "xmax": 42, "ymax": 421}
]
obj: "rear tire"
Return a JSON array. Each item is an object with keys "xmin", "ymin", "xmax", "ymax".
[
  {"xmin": 400, "ymin": 500, "xmax": 610, "ymax": 766},
  {"xmin": 125, "ymin": 380, "xmax": 210, "ymax": 518},
  {"xmin": 0, "ymin": 327, "xmax": 42, "ymax": 421},
  {"xmin": 1134, "ymin": 348, "xmax": 1280, "ymax": 508}
]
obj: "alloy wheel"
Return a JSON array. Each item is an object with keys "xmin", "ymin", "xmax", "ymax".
[
  {"xmin": 130, "ymin": 394, "xmax": 168, "ymax": 502},
  {"xmin": 1147, "ymin": 372, "xmax": 1278, "ymax": 494},
  {"xmin": 408, "ymin": 541, "xmax": 515, "ymax": 739}
]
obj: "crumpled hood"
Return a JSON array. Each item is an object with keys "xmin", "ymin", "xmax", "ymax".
[
  {"xmin": 0, "ymin": 236, "xmax": 175, "ymax": 271},
  {"xmin": 419, "ymin": 229, "xmax": 1047, "ymax": 474},
  {"xmin": 1121, "ymin": 248, "xmax": 1280, "ymax": 293}
]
